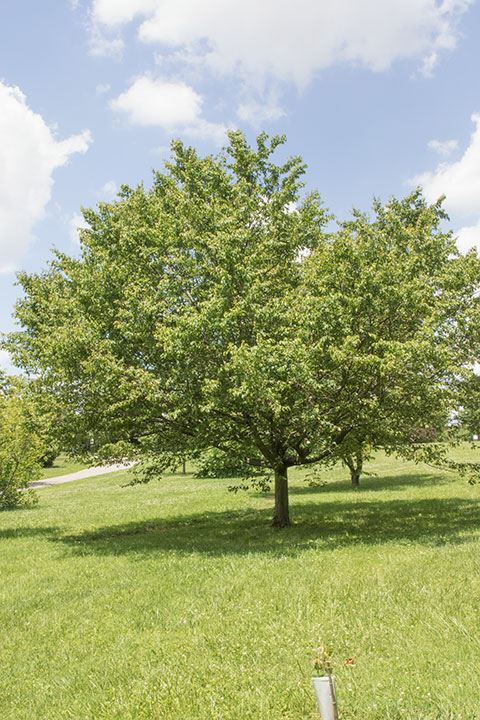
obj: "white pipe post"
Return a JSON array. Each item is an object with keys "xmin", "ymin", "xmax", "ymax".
[{"xmin": 312, "ymin": 675, "xmax": 338, "ymax": 720}]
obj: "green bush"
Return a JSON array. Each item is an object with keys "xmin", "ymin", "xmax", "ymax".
[
  {"xmin": 0, "ymin": 382, "xmax": 40, "ymax": 510},
  {"xmin": 38, "ymin": 448, "xmax": 57, "ymax": 468}
]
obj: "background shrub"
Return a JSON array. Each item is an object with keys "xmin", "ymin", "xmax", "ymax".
[
  {"xmin": 0, "ymin": 378, "xmax": 40, "ymax": 509},
  {"xmin": 194, "ymin": 449, "xmax": 258, "ymax": 479}
]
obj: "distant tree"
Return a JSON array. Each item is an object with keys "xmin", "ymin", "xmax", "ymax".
[
  {"xmin": 20, "ymin": 381, "xmax": 62, "ymax": 468},
  {"xmin": 458, "ymin": 372, "xmax": 480, "ymax": 438},
  {"xmin": 7, "ymin": 133, "xmax": 480, "ymax": 525},
  {"xmin": 0, "ymin": 373, "xmax": 40, "ymax": 509},
  {"xmin": 302, "ymin": 197, "xmax": 480, "ymax": 488}
]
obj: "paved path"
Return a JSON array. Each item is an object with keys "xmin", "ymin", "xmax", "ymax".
[{"xmin": 30, "ymin": 463, "xmax": 135, "ymax": 488}]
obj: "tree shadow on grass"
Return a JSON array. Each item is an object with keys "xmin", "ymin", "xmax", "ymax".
[
  {"xmin": 288, "ymin": 472, "xmax": 450, "ymax": 496},
  {"xmin": 0, "ymin": 526, "xmax": 60, "ymax": 540},
  {"xmin": 56, "ymin": 495, "xmax": 480, "ymax": 558}
]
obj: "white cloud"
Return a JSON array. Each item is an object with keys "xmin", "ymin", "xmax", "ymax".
[
  {"xmin": 91, "ymin": 0, "xmax": 472, "ymax": 87},
  {"xmin": 68, "ymin": 212, "xmax": 89, "ymax": 245},
  {"xmin": 0, "ymin": 82, "xmax": 91, "ymax": 273},
  {"xmin": 93, "ymin": 0, "xmax": 157, "ymax": 26},
  {"xmin": 419, "ymin": 51, "xmax": 440, "ymax": 78},
  {"xmin": 428, "ymin": 138, "xmax": 459, "ymax": 156},
  {"xmin": 412, "ymin": 113, "xmax": 480, "ymax": 256},
  {"xmin": 455, "ymin": 222, "xmax": 480, "ymax": 254},
  {"xmin": 0, "ymin": 349, "xmax": 12, "ymax": 373},
  {"xmin": 95, "ymin": 82, "xmax": 111, "ymax": 95},
  {"xmin": 154, "ymin": 144, "xmax": 170, "ymax": 156},
  {"xmin": 237, "ymin": 99, "xmax": 286, "ymax": 127},
  {"xmin": 110, "ymin": 75, "xmax": 227, "ymax": 141},
  {"xmin": 100, "ymin": 180, "xmax": 117, "ymax": 199},
  {"xmin": 111, "ymin": 76, "xmax": 201, "ymax": 126},
  {"xmin": 181, "ymin": 119, "xmax": 228, "ymax": 144},
  {"xmin": 88, "ymin": 23, "xmax": 124, "ymax": 59},
  {"xmin": 412, "ymin": 114, "xmax": 480, "ymax": 216}
]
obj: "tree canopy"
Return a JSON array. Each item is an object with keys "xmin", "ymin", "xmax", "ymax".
[{"xmin": 8, "ymin": 132, "xmax": 480, "ymax": 525}]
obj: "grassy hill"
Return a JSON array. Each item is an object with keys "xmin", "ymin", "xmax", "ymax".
[{"xmin": 1, "ymin": 451, "xmax": 480, "ymax": 719}]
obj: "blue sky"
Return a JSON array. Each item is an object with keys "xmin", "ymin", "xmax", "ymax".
[{"xmin": 1, "ymin": 1, "xmax": 480, "ymax": 371}]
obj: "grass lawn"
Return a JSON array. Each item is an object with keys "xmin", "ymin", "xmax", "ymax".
[
  {"xmin": 1, "ymin": 451, "xmax": 480, "ymax": 719},
  {"xmin": 39, "ymin": 453, "xmax": 89, "ymax": 480}
]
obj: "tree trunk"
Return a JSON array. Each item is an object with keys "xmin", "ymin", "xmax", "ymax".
[
  {"xmin": 181, "ymin": 458, "xmax": 186, "ymax": 475},
  {"xmin": 346, "ymin": 450, "xmax": 363, "ymax": 488},
  {"xmin": 350, "ymin": 467, "xmax": 360, "ymax": 487},
  {"xmin": 272, "ymin": 464, "xmax": 290, "ymax": 527}
]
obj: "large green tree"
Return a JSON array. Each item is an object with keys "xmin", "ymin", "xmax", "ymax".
[{"xmin": 7, "ymin": 133, "xmax": 480, "ymax": 525}]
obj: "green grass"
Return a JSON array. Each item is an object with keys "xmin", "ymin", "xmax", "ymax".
[
  {"xmin": 2, "ymin": 450, "xmax": 480, "ymax": 719},
  {"xmin": 39, "ymin": 453, "xmax": 89, "ymax": 479}
]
